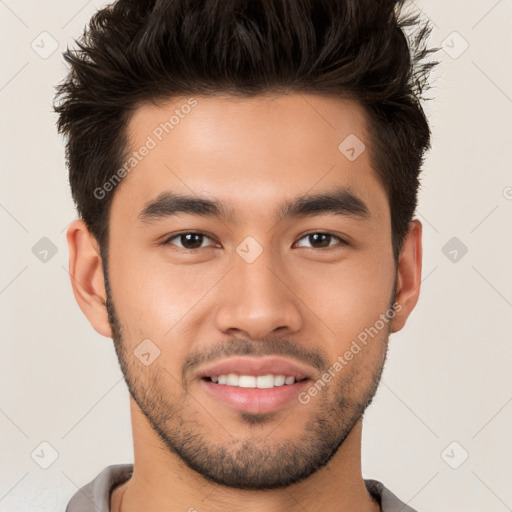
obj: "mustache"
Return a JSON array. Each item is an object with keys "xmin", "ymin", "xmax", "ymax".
[{"xmin": 182, "ymin": 337, "xmax": 329, "ymax": 383}]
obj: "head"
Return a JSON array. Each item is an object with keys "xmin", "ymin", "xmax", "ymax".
[{"xmin": 56, "ymin": 0, "xmax": 434, "ymax": 490}]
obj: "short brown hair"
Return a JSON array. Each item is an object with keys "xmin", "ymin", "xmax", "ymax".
[{"xmin": 54, "ymin": 0, "xmax": 436, "ymax": 261}]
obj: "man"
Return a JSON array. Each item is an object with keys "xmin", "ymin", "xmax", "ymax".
[{"xmin": 54, "ymin": 0, "xmax": 436, "ymax": 510}]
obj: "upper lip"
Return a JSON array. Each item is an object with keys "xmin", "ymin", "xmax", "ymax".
[{"xmin": 197, "ymin": 356, "xmax": 314, "ymax": 381}]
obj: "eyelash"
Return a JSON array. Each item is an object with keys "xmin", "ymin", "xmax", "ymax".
[{"xmin": 161, "ymin": 231, "xmax": 347, "ymax": 251}]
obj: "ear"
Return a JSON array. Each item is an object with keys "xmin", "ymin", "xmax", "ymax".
[
  {"xmin": 66, "ymin": 219, "xmax": 112, "ymax": 338},
  {"xmin": 390, "ymin": 219, "xmax": 423, "ymax": 333}
]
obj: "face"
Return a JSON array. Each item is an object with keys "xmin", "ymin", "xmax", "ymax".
[{"xmin": 102, "ymin": 93, "xmax": 399, "ymax": 489}]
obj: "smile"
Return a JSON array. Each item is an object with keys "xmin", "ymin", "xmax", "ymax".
[{"xmin": 206, "ymin": 373, "xmax": 305, "ymax": 388}]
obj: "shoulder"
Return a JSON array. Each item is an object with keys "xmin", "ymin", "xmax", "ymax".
[
  {"xmin": 66, "ymin": 464, "xmax": 134, "ymax": 512},
  {"xmin": 365, "ymin": 479, "xmax": 419, "ymax": 512}
]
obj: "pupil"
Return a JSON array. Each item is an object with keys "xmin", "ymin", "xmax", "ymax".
[
  {"xmin": 310, "ymin": 233, "xmax": 330, "ymax": 247},
  {"xmin": 182, "ymin": 233, "xmax": 203, "ymax": 249},
  {"xmin": 179, "ymin": 234, "xmax": 331, "ymax": 249}
]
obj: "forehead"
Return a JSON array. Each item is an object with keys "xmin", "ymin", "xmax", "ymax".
[{"xmin": 113, "ymin": 93, "xmax": 388, "ymax": 224}]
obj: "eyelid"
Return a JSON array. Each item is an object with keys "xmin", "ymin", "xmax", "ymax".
[
  {"xmin": 162, "ymin": 230, "xmax": 348, "ymax": 251},
  {"xmin": 294, "ymin": 231, "xmax": 347, "ymax": 249},
  {"xmin": 162, "ymin": 231, "xmax": 218, "ymax": 249}
]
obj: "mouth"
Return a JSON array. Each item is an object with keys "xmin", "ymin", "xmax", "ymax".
[
  {"xmin": 203, "ymin": 373, "xmax": 308, "ymax": 388},
  {"xmin": 197, "ymin": 357, "xmax": 314, "ymax": 414}
]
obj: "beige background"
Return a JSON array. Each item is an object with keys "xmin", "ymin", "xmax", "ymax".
[{"xmin": 1, "ymin": 1, "xmax": 511, "ymax": 510}]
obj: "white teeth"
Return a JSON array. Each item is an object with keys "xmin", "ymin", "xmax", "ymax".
[
  {"xmin": 256, "ymin": 375, "xmax": 275, "ymax": 388},
  {"xmin": 274, "ymin": 375, "xmax": 286, "ymax": 386},
  {"xmin": 210, "ymin": 374, "xmax": 297, "ymax": 388},
  {"xmin": 238, "ymin": 375, "xmax": 256, "ymax": 388},
  {"xmin": 226, "ymin": 373, "xmax": 239, "ymax": 386}
]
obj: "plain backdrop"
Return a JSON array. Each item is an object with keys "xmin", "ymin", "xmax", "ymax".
[{"xmin": 0, "ymin": 1, "xmax": 511, "ymax": 511}]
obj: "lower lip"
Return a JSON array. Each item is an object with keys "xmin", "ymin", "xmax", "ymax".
[{"xmin": 200, "ymin": 378, "xmax": 310, "ymax": 414}]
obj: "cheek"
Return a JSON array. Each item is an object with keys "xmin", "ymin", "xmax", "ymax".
[
  {"xmin": 108, "ymin": 243, "xmax": 220, "ymax": 339},
  {"xmin": 293, "ymin": 254, "xmax": 395, "ymax": 343}
]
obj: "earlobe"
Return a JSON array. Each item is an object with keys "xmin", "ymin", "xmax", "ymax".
[
  {"xmin": 390, "ymin": 219, "xmax": 423, "ymax": 333},
  {"xmin": 66, "ymin": 219, "xmax": 113, "ymax": 338}
]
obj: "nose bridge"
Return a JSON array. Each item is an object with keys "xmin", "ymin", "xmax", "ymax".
[
  {"xmin": 237, "ymin": 246, "xmax": 280, "ymax": 303},
  {"xmin": 215, "ymin": 238, "xmax": 302, "ymax": 338}
]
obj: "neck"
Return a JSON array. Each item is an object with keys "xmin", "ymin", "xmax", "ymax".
[{"xmin": 111, "ymin": 398, "xmax": 380, "ymax": 512}]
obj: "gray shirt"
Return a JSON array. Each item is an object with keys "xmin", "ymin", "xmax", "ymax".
[{"xmin": 65, "ymin": 464, "xmax": 418, "ymax": 512}]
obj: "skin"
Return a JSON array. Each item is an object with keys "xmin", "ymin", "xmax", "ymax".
[{"xmin": 67, "ymin": 93, "xmax": 422, "ymax": 512}]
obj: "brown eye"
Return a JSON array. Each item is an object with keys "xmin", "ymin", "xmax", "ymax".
[
  {"xmin": 164, "ymin": 232, "xmax": 214, "ymax": 250},
  {"xmin": 295, "ymin": 233, "xmax": 344, "ymax": 249}
]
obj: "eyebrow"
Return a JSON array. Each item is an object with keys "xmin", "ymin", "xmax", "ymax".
[{"xmin": 137, "ymin": 187, "xmax": 370, "ymax": 225}]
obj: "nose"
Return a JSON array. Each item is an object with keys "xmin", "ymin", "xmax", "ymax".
[{"xmin": 215, "ymin": 247, "xmax": 303, "ymax": 340}]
